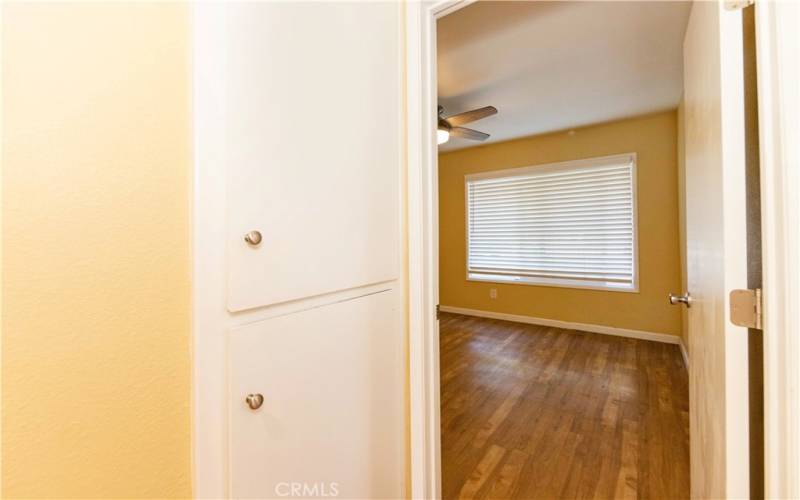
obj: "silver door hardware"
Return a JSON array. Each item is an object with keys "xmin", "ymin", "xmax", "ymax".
[
  {"xmin": 245, "ymin": 393, "xmax": 264, "ymax": 410},
  {"xmin": 244, "ymin": 230, "xmax": 262, "ymax": 246},
  {"xmin": 669, "ymin": 292, "xmax": 692, "ymax": 308},
  {"xmin": 730, "ymin": 288, "xmax": 763, "ymax": 329}
]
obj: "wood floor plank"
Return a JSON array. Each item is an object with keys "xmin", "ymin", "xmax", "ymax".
[
  {"xmin": 457, "ymin": 444, "xmax": 507, "ymax": 500},
  {"xmin": 613, "ymin": 419, "xmax": 639, "ymax": 499},
  {"xmin": 486, "ymin": 449, "xmax": 529, "ymax": 499},
  {"xmin": 440, "ymin": 313, "xmax": 689, "ymax": 500},
  {"xmin": 473, "ymin": 382, "xmax": 526, "ymax": 449}
]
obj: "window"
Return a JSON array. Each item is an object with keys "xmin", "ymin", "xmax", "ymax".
[{"xmin": 466, "ymin": 153, "xmax": 638, "ymax": 291}]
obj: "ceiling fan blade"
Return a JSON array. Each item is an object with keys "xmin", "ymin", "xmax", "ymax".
[
  {"xmin": 450, "ymin": 126, "xmax": 490, "ymax": 141},
  {"xmin": 445, "ymin": 106, "xmax": 497, "ymax": 126}
]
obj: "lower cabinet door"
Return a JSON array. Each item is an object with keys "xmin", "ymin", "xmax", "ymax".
[{"xmin": 228, "ymin": 289, "xmax": 403, "ymax": 499}]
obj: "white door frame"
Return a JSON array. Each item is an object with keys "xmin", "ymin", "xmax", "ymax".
[
  {"xmin": 405, "ymin": 1, "xmax": 800, "ymax": 499},
  {"xmin": 755, "ymin": 2, "xmax": 800, "ymax": 498},
  {"xmin": 192, "ymin": 4, "xmax": 229, "ymax": 497},
  {"xmin": 405, "ymin": 1, "xmax": 473, "ymax": 498}
]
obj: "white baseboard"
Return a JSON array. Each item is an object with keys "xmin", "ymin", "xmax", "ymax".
[
  {"xmin": 679, "ymin": 337, "xmax": 689, "ymax": 370},
  {"xmin": 439, "ymin": 305, "xmax": 681, "ymax": 345}
]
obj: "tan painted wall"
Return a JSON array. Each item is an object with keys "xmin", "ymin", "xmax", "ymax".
[
  {"xmin": 439, "ymin": 111, "xmax": 683, "ymax": 336},
  {"xmin": 2, "ymin": 4, "xmax": 192, "ymax": 498}
]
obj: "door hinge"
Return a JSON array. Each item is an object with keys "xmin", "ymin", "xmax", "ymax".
[
  {"xmin": 436, "ymin": 304, "xmax": 441, "ymax": 320},
  {"xmin": 724, "ymin": 0, "xmax": 754, "ymax": 10},
  {"xmin": 730, "ymin": 288, "xmax": 763, "ymax": 329}
]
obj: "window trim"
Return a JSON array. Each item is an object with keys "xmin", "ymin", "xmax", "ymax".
[{"xmin": 463, "ymin": 153, "xmax": 640, "ymax": 293}]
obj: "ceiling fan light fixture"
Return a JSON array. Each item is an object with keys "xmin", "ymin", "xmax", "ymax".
[{"xmin": 436, "ymin": 104, "xmax": 497, "ymax": 144}]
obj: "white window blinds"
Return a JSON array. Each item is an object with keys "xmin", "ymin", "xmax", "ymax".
[{"xmin": 466, "ymin": 154, "xmax": 638, "ymax": 291}]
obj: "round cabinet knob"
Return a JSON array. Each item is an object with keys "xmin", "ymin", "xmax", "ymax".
[
  {"xmin": 245, "ymin": 393, "xmax": 264, "ymax": 410},
  {"xmin": 244, "ymin": 230, "xmax": 262, "ymax": 246}
]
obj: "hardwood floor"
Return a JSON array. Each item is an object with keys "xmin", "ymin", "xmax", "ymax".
[{"xmin": 440, "ymin": 313, "xmax": 690, "ymax": 500}]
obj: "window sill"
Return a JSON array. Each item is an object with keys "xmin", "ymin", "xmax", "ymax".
[{"xmin": 467, "ymin": 273, "xmax": 639, "ymax": 293}]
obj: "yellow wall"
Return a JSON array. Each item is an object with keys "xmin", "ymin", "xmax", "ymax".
[
  {"xmin": 2, "ymin": 4, "xmax": 192, "ymax": 498},
  {"xmin": 439, "ymin": 111, "xmax": 683, "ymax": 336}
]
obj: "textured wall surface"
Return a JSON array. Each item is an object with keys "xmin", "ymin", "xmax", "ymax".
[
  {"xmin": 439, "ymin": 111, "xmax": 683, "ymax": 336},
  {"xmin": 2, "ymin": 4, "xmax": 192, "ymax": 498}
]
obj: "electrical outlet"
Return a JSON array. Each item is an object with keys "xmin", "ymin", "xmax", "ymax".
[{"xmin": 489, "ymin": 288, "xmax": 498, "ymax": 299}]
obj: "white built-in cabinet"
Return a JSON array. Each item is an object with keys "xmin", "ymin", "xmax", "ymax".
[{"xmin": 194, "ymin": 3, "xmax": 405, "ymax": 498}]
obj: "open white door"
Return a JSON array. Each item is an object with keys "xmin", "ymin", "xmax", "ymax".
[{"xmin": 682, "ymin": 1, "xmax": 749, "ymax": 498}]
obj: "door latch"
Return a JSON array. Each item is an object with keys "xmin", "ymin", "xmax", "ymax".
[
  {"xmin": 669, "ymin": 292, "xmax": 692, "ymax": 308},
  {"xmin": 729, "ymin": 288, "xmax": 763, "ymax": 329}
]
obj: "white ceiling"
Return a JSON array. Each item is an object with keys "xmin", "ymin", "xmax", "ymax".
[{"xmin": 437, "ymin": 1, "xmax": 692, "ymax": 151}]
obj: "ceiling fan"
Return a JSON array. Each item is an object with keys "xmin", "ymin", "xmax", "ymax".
[{"xmin": 437, "ymin": 105, "xmax": 498, "ymax": 145}]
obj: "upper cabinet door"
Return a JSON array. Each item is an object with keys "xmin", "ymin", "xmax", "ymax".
[{"xmin": 224, "ymin": 3, "xmax": 401, "ymax": 311}]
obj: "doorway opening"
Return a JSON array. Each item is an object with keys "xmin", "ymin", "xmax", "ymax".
[
  {"xmin": 408, "ymin": 1, "xmax": 765, "ymax": 498},
  {"xmin": 435, "ymin": 2, "xmax": 692, "ymax": 498},
  {"xmin": 437, "ymin": 2, "xmax": 691, "ymax": 498}
]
